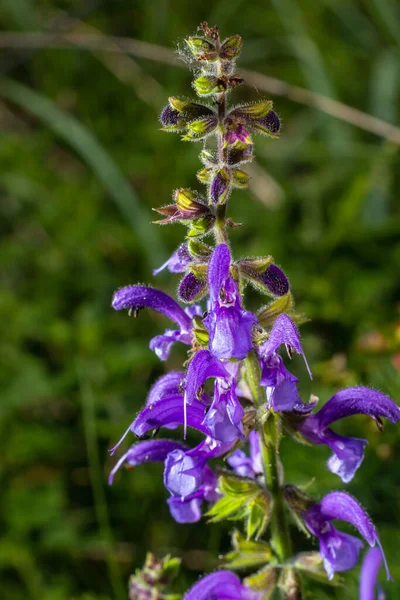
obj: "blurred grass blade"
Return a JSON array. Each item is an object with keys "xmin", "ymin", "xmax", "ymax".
[
  {"xmin": 271, "ymin": 0, "xmax": 352, "ymax": 152},
  {"xmin": 1, "ymin": 78, "xmax": 164, "ymax": 266},
  {"xmin": 365, "ymin": 0, "xmax": 400, "ymax": 47},
  {"xmin": 80, "ymin": 369, "xmax": 125, "ymax": 600},
  {"xmin": 370, "ymin": 50, "xmax": 399, "ymax": 124},
  {"xmin": 209, "ymin": 0, "xmax": 247, "ymax": 26}
]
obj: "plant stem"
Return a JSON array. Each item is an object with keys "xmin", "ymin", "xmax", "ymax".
[{"xmin": 245, "ymin": 351, "xmax": 292, "ymax": 562}]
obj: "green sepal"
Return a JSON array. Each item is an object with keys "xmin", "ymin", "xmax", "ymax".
[
  {"xmin": 186, "ymin": 215, "xmax": 215, "ymax": 237},
  {"xmin": 192, "ymin": 315, "xmax": 209, "ymax": 347},
  {"xmin": 197, "ymin": 167, "xmax": 213, "ymax": 183},
  {"xmin": 232, "ymin": 169, "xmax": 251, "ymax": 188},
  {"xmin": 207, "ymin": 494, "xmax": 250, "ymax": 523},
  {"xmin": 175, "ymin": 188, "xmax": 205, "ymax": 215},
  {"xmin": 185, "ymin": 37, "xmax": 218, "ymax": 61},
  {"xmin": 257, "ymin": 293, "xmax": 307, "ymax": 329},
  {"xmin": 244, "ymin": 565, "xmax": 278, "ymax": 598},
  {"xmin": 235, "ymin": 100, "xmax": 273, "ymax": 120},
  {"xmin": 183, "ymin": 116, "xmax": 218, "ymax": 140},
  {"xmin": 278, "ymin": 566, "xmax": 303, "ymax": 600},
  {"xmin": 221, "ymin": 530, "xmax": 272, "ymax": 570},
  {"xmin": 207, "ymin": 473, "xmax": 260, "ymax": 523},
  {"xmin": 294, "ymin": 552, "xmax": 343, "ymax": 586},
  {"xmin": 200, "ymin": 149, "xmax": 218, "ymax": 167},
  {"xmin": 246, "ymin": 493, "xmax": 272, "ymax": 540},
  {"xmin": 161, "ymin": 122, "xmax": 186, "ymax": 133},
  {"xmin": 239, "ymin": 256, "xmax": 274, "ymax": 275},
  {"xmin": 193, "ymin": 76, "xmax": 225, "ymax": 96},
  {"xmin": 161, "ymin": 555, "xmax": 182, "ymax": 582},
  {"xmin": 169, "ymin": 96, "xmax": 192, "ymax": 112},
  {"xmin": 220, "ymin": 35, "xmax": 243, "ymax": 60},
  {"xmin": 190, "ymin": 264, "xmax": 208, "ymax": 278},
  {"xmin": 187, "ymin": 239, "xmax": 212, "ymax": 258}
]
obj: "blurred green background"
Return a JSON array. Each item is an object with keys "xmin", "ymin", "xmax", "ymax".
[{"xmin": 1, "ymin": 1, "xmax": 400, "ymax": 598}]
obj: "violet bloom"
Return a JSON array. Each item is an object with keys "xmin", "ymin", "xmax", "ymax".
[
  {"xmin": 297, "ymin": 387, "xmax": 400, "ymax": 483},
  {"xmin": 184, "ymin": 571, "xmax": 262, "ymax": 600},
  {"xmin": 303, "ymin": 492, "xmax": 390, "ymax": 581},
  {"xmin": 258, "ymin": 314, "xmax": 311, "ymax": 412},
  {"xmin": 204, "ymin": 244, "xmax": 257, "ymax": 360},
  {"xmin": 360, "ymin": 547, "xmax": 385, "ymax": 600},
  {"xmin": 153, "ymin": 242, "xmax": 192, "ymax": 276},
  {"xmin": 109, "ymin": 438, "xmax": 220, "ymax": 523},
  {"xmin": 227, "ymin": 430, "xmax": 262, "ymax": 479},
  {"xmin": 185, "ymin": 349, "xmax": 244, "ymax": 442},
  {"xmin": 112, "ymin": 285, "xmax": 193, "ymax": 360}
]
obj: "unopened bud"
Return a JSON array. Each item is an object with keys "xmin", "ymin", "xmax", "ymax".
[
  {"xmin": 227, "ymin": 144, "xmax": 253, "ymax": 165},
  {"xmin": 210, "ymin": 169, "xmax": 231, "ymax": 204},
  {"xmin": 261, "ymin": 264, "xmax": 289, "ymax": 296},
  {"xmin": 193, "ymin": 75, "xmax": 225, "ymax": 96},
  {"xmin": 175, "ymin": 188, "xmax": 206, "ymax": 217},
  {"xmin": 186, "ymin": 215, "xmax": 215, "ymax": 237},
  {"xmin": 160, "ymin": 105, "xmax": 185, "ymax": 130},
  {"xmin": 185, "ymin": 37, "xmax": 218, "ymax": 61},
  {"xmin": 253, "ymin": 110, "xmax": 281, "ymax": 137},
  {"xmin": 220, "ymin": 35, "xmax": 243, "ymax": 60},
  {"xmin": 178, "ymin": 272, "xmax": 207, "ymax": 303}
]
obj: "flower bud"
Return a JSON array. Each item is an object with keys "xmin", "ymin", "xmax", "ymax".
[
  {"xmin": 178, "ymin": 272, "xmax": 207, "ymax": 303},
  {"xmin": 261, "ymin": 264, "xmax": 290, "ymax": 296},
  {"xmin": 253, "ymin": 110, "xmax": 281, "ymax": 137},
  {"xmin": 187, "ymin": 239, "xmax": 211, "ymax": 259},
  {"xmin": 220, "ymin": 35, "xmax": 243, "ymax": 60},
  {"xmin": 200, "ymin": 149, "xmax": 218, "ymax": 167},
  {"xmin": 210, "ymin": 169, "xmax": 231, "ymax": 204},
  {"xmin": 185, "ymin": 36, "xmax": 218, "ymax": 61},
  {"xmin": 193, "ymin": 76, "xmax": 226, "ymax": 96},
  {"xmin": 244, "ymin": 565, "xmax": 278, "ymax": 596},
  {"xmin": 225, "ymin": 122, "xmax": 252, "ymax": 146},
  {"xmin": 257, "ymin": 293, "xmax": 295, "ymax": 329},
  {"xmin": 186, "ymin": 215, "xmax": 215, "ymax": 237},
  {"xmin": 160, "ymin": 105, "xmax": 186, "ymax": 131}
]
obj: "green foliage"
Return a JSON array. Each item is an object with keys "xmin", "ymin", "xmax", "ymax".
[{"xmin": 0, "ymin": 1, "xmax": 400, "ymax": 599}]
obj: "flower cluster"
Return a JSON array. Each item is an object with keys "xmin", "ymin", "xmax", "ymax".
[{"xmin": 109, "ymin": 23, "xmax": 399, "ymax": 600}]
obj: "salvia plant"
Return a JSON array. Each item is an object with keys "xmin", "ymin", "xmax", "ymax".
[{"xmin": 109, "ymin": 23, "xmax": 399, "ymax": 600}]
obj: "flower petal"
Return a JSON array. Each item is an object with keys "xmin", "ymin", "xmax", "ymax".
[
  {"xmin": 112, "ymin": 285, "xmax": 192, "ymax": 332},
  {"xmin": 146, "ymin": 372, "xmax": 184, "ymax": 405},
  {"xmin": 207, "ymin": 243, "xmax": 231, "ymax": 302},
  {"xmin": 312, "ymin": 387, "xmax": 400, "ymax": 430},
  {"xmin": 360, "ymin": 547, "xmax": 384, "ymax": 600},
  {"xmin": 108, "ymin": 439, "xmax": 186, "ymax": 484},
  {"xmin": 184, "ymin": 571, "xmax": 262, "ymax": 600}
]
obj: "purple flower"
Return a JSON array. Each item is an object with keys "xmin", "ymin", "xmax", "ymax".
[
  {"xmin": 164, "ymin": 437, "xmax": 233, "ymax": 497},
  {"xmin": 184, "ymin": 571, "xmax": 262, "ymax": 600},
  {"xmin": 112, "ymin": 285, "xmax": 194, "ymax": 360},
  {"xmin": 145, "ymin": 371, "xmax": 184, "ymax": 406},
  {"xmin": 360, "ymin": 547, "xmax": 386, "ymax": 600},
  {"xmin": 256, "ymin": 111, "xmax": 281, "ymax": 135},
  {"xmin": 297, "ymin": 387, "xmax": 400, "ymax": 483},
  {"xmin": 153, "ymin": 243, "xmax": 192, "ymax": 276},
  {"xmin": 257, "ymin": 314, "xmax": 311, "ymax": 411},
  {"xmin": 225, "ymin": 122, "xmax": 252, "ymax": 145},
  {"xmin": 185, "ymin": 349, "xmax": 244, "ymax": 441},
  {"xmin": 109, "ymin": 438, "xmax": 220, "ymax": 523},
  {"xmin": 227, "ymin": 430, "xmax": 262, "ymax": 479},
  {"xmin": 303, "ymin": 492, "xmax": 390, "ymax": 581},
  {"xmin": 204, "ymin": 244, "xmax": 257, "ymax": 360}
]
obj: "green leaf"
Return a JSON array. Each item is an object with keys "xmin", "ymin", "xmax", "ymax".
[
  {"xmin": 219, "ymin": 473, "xmax": 260, "ymax": 498},
  {"xmin": 244, "ymin": 565, "xmax": 278, "ymax": 596}
]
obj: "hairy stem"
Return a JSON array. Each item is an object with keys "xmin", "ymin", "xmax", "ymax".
[{"xmin": 245, "ymin": 350, "xmax": 292, "ymax": 562}]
